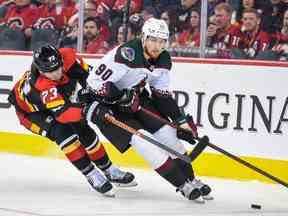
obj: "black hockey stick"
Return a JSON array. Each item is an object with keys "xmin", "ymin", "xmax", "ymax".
[
  {"xmin": 104, "ymin": 115, "xmax": 192, "ymax": 164},
  {"xmin": 140, "ymin": 107, "xmax": 288, "ymax": 189}
]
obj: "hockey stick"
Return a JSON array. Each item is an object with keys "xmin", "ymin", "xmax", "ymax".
[
  {"xmin": 140, "ymin": 107, "xmax": 288, "ymax": 189},
  {"xmin": 104, "ymin": 115, "xmax": 192, "ymax": 164}
]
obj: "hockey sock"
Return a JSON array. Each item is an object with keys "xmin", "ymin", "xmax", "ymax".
[
  {"xmin": 85, "ymin": 141, "xmax": 112, "ymax": 171},
  {"xmin": 60, "ymin": 135, "xmax": 95, "ymax": 175},
  {"xmin": 173, "ymin": 157, "xmax": 195, "ymax": 181},
  {"xmin": 155, "ymin": 157, "xmax": 187, "ymax": 187}
]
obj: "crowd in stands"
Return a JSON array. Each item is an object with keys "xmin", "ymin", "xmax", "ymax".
[{"xmin": 0, "ymin": 0, "xmax": 288, "ymax": 60}]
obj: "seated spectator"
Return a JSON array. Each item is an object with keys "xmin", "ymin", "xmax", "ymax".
[
  {"xmin": 207, "ymin": 0, "xmax": 226, "ymax": 17},
  {"xmin": 235, "ymin": 0, "xmax": 263, "ymax": 23},
  {"xmin": 33, "ymin": 0, "xmax": 76, "ymax": 31},
  {"xmin": 115, "ymin": 24, "xmax": 135, "ymax": 46},
  {"xmin": 261, "ymin": 0, "xmax": 288, "ymax": 33},
  {"xmin": 168, "ymin": 0, "xmax": 201, "ymax": 33},
  {"xmin": 207, "ymin": 2, "xmax": 238, "ymax": 49},
  {"xmin": 270, "ymin": 8, "xmax": 288, "ymax": 60},
  {"xmin": 112, "ymin": 0, "xmax": 142, "ymax": 16},
  {"xmin": 83, "ymin": 17, "xmax": 109, "ymax": 53},
  {"xmin": 171, "ymin": 9, "xmax": 200, "ymax": 48},
  {"xmin": 0, "ymin": 0, "xmax": 39, "ymax": 39},
  {"xmin": 225, "ymin": 8, "xmax": 271, "ymax": 59},
  {"xmin": 160, "ymin": 10, "xmax": 177, "ymax": 45}
]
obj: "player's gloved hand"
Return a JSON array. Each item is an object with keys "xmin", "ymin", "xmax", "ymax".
[
  {"xmin": 175, "ymin": 114, "xmax": 198, "ymax": 144},
  {"xmin": 78, "ymin": 87, "xmax": 97, "ymax": 104},
  {"xmin": 83, "ymin": 101, "xmax": 113, "ymax": 124},
  {"xmin": 118, "ymin": 88, "xmax": 140, "ymax": 113}
]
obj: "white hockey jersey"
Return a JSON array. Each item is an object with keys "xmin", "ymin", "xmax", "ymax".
[{"xmin": 87, "ymin": 39, "xmax": 172, "ymax": 93}]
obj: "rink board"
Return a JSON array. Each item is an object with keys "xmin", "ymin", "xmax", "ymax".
[
  {"xmin": 0, "ymin": 52, "xmax": 288, "ymax": 183},
  {"xmin": 0, "ymin": 131, "xmax": 287, "ymax": 184}
]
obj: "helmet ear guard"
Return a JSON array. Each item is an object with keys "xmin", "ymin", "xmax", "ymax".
[{"xmin": 33, "ymin": 45, "xmax": 63, "ymax": 73}]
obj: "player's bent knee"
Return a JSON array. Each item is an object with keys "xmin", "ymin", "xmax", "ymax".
[
  {"xmin": 48, "ymin": 123, "xmax": 78, "ymax": 147},
  {"xmin": 130, "ymin": 129, "xmax": 169, "ymax": 169},
  {"xmin": 153, "ymin": 125, "xmax": 186, "ymax": 155}
]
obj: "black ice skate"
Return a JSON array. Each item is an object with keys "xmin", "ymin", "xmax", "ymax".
[
  {"xmin": 104, "ymin": 165, "xmax": 137, "ymax": 187},
  {"xmin": 191, "ymin": 178, "xmax": 213, "ymax": 200},
  {"xmin": 177, "ymin": 181, "xmax": 204, "ymax": 203},
  {"xmin": 86, "ymin": 169, "xmax": 115, "ymax": 197}
]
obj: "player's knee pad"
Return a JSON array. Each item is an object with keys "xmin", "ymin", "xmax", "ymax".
[
  {"xmin": 153, "ymin": 125, "xmax": 186, "ymax": 156},
  {"xmin": 49, "ymin": 123, "xmax": 78, "ymax": 148},
  {"xmin": 130, "ymin": 129, "xmax": 169, "ymax": 169},
  {"xmin": 77, "ymin": 124, "xmax": 99, "ymax": 149}
]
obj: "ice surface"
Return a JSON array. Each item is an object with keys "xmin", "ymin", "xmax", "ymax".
[{"xmin": 0, "ymin": 153, "xmax": 287, "ymax": 216}]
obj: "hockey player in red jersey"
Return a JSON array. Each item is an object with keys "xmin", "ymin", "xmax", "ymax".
[
  {"xmin": 8, "ymin": 45, "xmax": 137, "ymax": 197},
  {"xmin": 85, "ymin": 17, "xmax": 212, "ymax": 202}
]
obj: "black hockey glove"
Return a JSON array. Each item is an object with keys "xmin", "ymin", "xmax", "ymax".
[
  {"xmin": 176, "ymin": 114, "xmax": 198, "ymax": 144},
  {"xmin": 78, "ymin": 87, "xmax": 97, "ymax": 104},
  {"xmin": 83, "ymin": 101, "xmax": 113, "ymax": 124},
  {"xmin": 118, "ymin": 88, "xmax": 140, "ymax": 113}
]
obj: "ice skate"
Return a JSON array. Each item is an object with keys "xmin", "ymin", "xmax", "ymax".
[
  {"xmin": 191, "ymin": 178, "xmax": 213, "ymax": 200},
  {"xmin": 86, "ymin": 169, "xmax": 115, "ymax": 197},
  {"xmin": 104, "ymin": 165, "xmax": 138, "ymax": 187},
  {"xmin": 177, "ymin": 181, "xmax": 204, "ymax": 203}
]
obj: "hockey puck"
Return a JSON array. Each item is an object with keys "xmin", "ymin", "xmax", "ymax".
[{"xmin": 251, "ymin": 204, "xmax": 261, "ymax": 209}]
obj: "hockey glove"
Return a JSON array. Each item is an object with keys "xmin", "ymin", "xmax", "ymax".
[
  {"xmin": 83, "ymin": 101, "xmax": 113, "ymax": 124},
  {"xmin": 118, "ymin": 88, "xmax": 140, "ymax": 113},
  {"xmin": 176, "ymin": 114, "xmax": 198, "ymax": 144},
  {"xmin": 78, "ymin": 87, "xmax": 97, "ymax": 104}
]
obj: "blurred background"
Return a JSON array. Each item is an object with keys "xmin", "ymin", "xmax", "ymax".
[{"xmin": 0, "ymin": 0, "xmax": 288, "ymax": 60}]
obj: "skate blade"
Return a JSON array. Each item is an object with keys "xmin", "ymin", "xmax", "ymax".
[
  {"xmin": 193, "ymin": 196, "xmax": 205, "ymax": 204},
  {"xmin": 114, "ymin": 180, "xmax": 138, "ymax": 187},
  {"xmin": 102, "ymin": 188, "xmax": 116, "ymax": 197},
  {"xmin": 202, "ymin": 194, "xmax": 214, "ymax": 200}
]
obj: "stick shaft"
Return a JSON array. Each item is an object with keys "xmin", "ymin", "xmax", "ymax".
[
  {"xmin": 105, "ymin": 115, "xmax": 192, "ymax": 163},
  {"xmin": 140, "ymin": 107, "xmax": 288, "ymax": 189}
]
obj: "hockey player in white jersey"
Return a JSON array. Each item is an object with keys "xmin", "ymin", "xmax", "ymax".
[{"xmin": 85, "ymin": 17, "xmax": 212, "ymax": 202}]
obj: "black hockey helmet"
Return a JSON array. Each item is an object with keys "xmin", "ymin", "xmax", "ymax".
[{"xmin": 33, "ymin": 45, "xmax": 63, "ymax": 73}]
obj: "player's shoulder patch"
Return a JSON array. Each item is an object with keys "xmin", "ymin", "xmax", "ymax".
[
  {"xmin": 115, "ymin": 39, "xmax": 143, "ymax": 67},
  {"xmin": 120, "ymin": 47, "xmax": 135, "ymax": 62}
]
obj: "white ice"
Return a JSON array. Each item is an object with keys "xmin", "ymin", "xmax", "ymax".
[{"xmin": 0, "ymin": 153, "xmax": 287, "ymax": 216}]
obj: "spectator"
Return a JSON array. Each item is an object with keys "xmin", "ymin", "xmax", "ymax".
[
  {"xmin": 160, "ymin": 10, "xmax": 177, "ymax": 45},
  {"xmin": 112, "ymin": 0, "xmax": 142, "ymax": 16},
  {"xmin": 172, "ymin": 9, "xmax": 200, "ymax": 48},
  {"xmin": 235, "ymin": 0, "xmax": 263, "ymax": 22},
  {"xmin": 270, "ymin": 9, "xmax": 288, "ymax": 60},
  {"xmin": 115, "ymin": 24, "xmax": 134, "ymax": 46},
  {"xmin": 261, "ymin": 0, "xmax": 288, "ymax": 33},
  {"xmin": 226, "ymin": 8, "xmax": 271, "ymax": 59},
  {"xmin": 169, "ymin": 0, "xmax": 201, "ymax": 33},
  {"xmin": 207, "ymin": 2, "xmax": 237, "ymax": 49},
  {"xmin": 207, "ymin": 0, "xmax": 226, "ymax": 18},
  {"xmin": 33, "ymin": 0, "xmax": 76, "ymax": 31},
  {"xmin": 0, "ymin": 0, "xmax": 39, "ymax": 39},
  {"xmin": 83, "ymin": 17, "xmax": 109, "ymax": 53}
]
